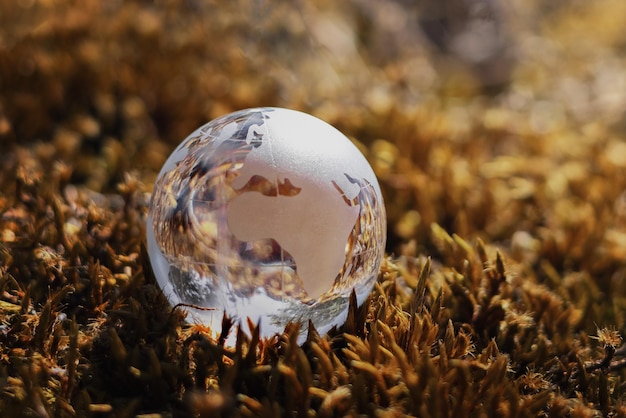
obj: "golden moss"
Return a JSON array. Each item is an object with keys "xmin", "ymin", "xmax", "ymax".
[{"xmin": 1, "ymin": 0, "xmax": 626, "ymax": 416}]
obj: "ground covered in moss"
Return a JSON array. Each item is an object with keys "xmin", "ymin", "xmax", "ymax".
[{"xmin": 2, "ymin": 0, "xmax": 626, "ymax": 417}]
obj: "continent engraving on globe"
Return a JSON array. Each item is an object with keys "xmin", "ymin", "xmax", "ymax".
[
  {"xmin": 147, "ymin": 107, "xmax": 386, "ymax": 340},
  {"xmin": 227, "ymin": 121, "xmax": 362, "ymax": 300}
]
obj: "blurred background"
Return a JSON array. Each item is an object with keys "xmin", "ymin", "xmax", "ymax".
[{"xmin": 1, "ymin": 0, "xmax": 626, "ymax": 320}]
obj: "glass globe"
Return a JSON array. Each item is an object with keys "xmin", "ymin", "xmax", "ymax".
[{"xmin": 146, "ymin": 107, "xmax": 386, "ymax": 342}]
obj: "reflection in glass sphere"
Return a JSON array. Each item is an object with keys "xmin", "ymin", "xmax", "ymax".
[{"xmin": 147, "ymin": 107, "xmax": 386, "ymax": 343}]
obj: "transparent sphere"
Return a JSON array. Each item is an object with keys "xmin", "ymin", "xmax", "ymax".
[{"xmin": 146, "ymin": 107, "xmax": 386, "ymax": 342}]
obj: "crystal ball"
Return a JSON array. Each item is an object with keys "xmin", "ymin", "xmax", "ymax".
[{"xmin": 146, "ymin": 107, "xmax": 386, "ymax": 341}]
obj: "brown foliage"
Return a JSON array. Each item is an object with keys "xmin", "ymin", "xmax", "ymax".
[{"xmin": 2, "ymin": 0, "xmax": 626, "ymax": 416}]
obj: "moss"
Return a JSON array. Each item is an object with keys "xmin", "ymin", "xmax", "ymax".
[{"xmin": 1, "ymin": 0, "xmax": 626, "ymax": 416}]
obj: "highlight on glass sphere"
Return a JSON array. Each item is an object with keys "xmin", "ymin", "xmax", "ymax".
[{"xmin": 146, "ymin": 107, "xmax": 386, "ymax": 342}]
